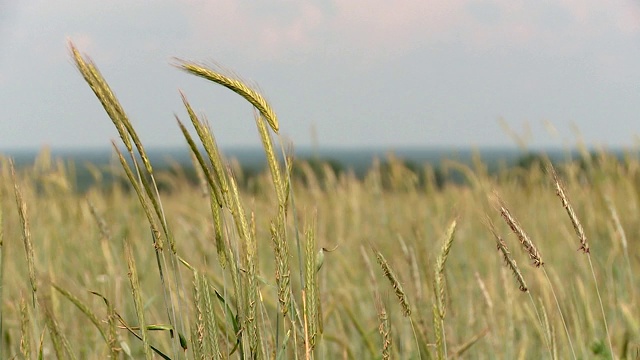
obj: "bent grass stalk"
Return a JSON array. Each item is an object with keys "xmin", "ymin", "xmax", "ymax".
[
  {"xmin": 177, "ymin": 60, "xmax": 294, "ymax": 358},
  {"xmin": 51, "ymin": 283, "xmax": 107, "ymax": 343},
  {"xmin": 494, "ymin": 194, "xmax": 577, "ymax": 360},
  {"xmin": 176, "ymin": 61, "xmax": 280, "ymax": 133},
  {"xmin": 71, "ymin": 43, "xmax": 184, "ymax": 356},
  {"xmin": 549, "ymin": 164, "xmax": 614, "ymax": 359},
  {"xmin": 485, "ymin": 216, "xmax": 553, "ymax": 358}
]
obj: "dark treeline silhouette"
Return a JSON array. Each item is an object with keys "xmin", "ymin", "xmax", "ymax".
[{"xmin": 7, "ymin": 148, "xmax": 635, "ymax": 193}]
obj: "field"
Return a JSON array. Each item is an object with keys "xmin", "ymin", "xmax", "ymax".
[{"xmin": 0, "ymin": 45, "xmax": 638, "ymax": 359}]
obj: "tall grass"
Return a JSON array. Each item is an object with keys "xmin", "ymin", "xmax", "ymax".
[{"xmin": 0, "ymin": 44, "xmax": 637, "ymax": 358}]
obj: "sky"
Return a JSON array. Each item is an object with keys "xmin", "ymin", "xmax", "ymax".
[{"xmin": 1, "ymin": 1, "xmax": 639, "ymax": 150}]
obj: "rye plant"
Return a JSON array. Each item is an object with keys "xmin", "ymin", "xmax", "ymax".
[{"xmin": 0, "ymin": 43, "xmax": 636, "ymax": 359}]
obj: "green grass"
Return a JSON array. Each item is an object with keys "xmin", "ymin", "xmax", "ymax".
[{"xmin": 0, "ymin": 44, "xmax": 637, "ymax": 359}]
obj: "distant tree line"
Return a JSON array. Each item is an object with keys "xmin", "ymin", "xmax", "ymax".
[{"xmin": 64, "ymin": 150, "xmax": 632, "ymax": 194}]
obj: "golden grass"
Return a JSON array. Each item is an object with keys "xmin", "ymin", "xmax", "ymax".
[{"xmin": 4, "ymin": 146, "xmax": 637, "ymax": 358}]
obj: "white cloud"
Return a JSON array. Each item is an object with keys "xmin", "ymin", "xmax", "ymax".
[
  {"xmin": 179, "ymin": 0, "xmax": 639, "ymax": 66},
  {"xmin": 619, "ymin": 7, "xmax": 640, "ymax": 34},
  {"xmin": 9, "ymin": 1, "xmax": 640, "ymax": 66},
  {"xmin": 180, "ymin": 0, "xmax": 326, "ymax": 62},
  {"xmin": 330, "ymin": 0, "xmax": 467, "ymax": 46}
]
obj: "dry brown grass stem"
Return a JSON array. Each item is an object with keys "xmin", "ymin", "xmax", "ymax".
[
  {"xmin": 549, "ymin": 165, "xmax": 589, "ymax": 253},
  {"xmin": 493, "ymin": 195, "xmax": 575, "ymax": 358},
  {"xmin": 548, "ymin": 164, "xmax": 614, "ymax": 359},
  {"xmin": 486, "ymin": 220, "xmax": 556, "ymax": 356},
  {"xmin": 372, "ymin": 247, "xmax": 411, "ymax": 317},
  {"xmin": 494, "ymin": 196, "xmax": 544, "ymax": 267},
  {"xmin": 375, "ymin": 294, "xmax": 391, "ymax": 360},
  {"xmin": 485, "ymin": 218, "xmax": 528, "ymax": 292}
]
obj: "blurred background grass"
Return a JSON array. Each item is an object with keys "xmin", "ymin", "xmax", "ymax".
[{"xmin": 1, "ymin": 145, "xmax": 638, "ymax": 358}]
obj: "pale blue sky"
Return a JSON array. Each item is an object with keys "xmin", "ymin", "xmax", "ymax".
[{"xmin": 1, "ymin": 1, "xmax": 639, "ymax": 150}]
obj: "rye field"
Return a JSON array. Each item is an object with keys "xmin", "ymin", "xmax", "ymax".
[{"xmin": 0, "ymin": 44, "xmax": 638, "ymax": 359}]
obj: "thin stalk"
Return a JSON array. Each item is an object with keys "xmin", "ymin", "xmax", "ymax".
[
  {"xmin": 586, "ymin": 255, "xmax": 614, "ymax": 359},
  {"xmin": 526, "ymin": 293, "xmax": 553, "ymax": 359},
  {"xmin": 541, "ymin": 268, "xmax": 577, "ymax": 360},
  {"xmin": 550, "ymin": 164, "xmax": 613, "ymax": 358}
]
